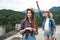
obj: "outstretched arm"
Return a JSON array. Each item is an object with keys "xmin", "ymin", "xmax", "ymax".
[
  {"xmin": 36, "ymin": 1, "xmax": 44, "ymax": 19},
  {"xmin": 36, "ymin": 1, "xmax": 40, "ymax": 12}
]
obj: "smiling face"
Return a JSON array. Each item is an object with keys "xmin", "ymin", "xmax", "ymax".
[
  {"xmin": 27, "ymin": 10, "xmax": 32, "ymax": 18},
  {"xmin": 44, "ymin": 12, "xmax": 49, "ymax": 18},
  {"xmin": 43, "ymin": 11, "xmax": 51, "ymax": 18}
]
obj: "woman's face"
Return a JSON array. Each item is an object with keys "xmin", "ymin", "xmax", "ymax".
[
  {"xmin": 43, "ymin": 13, "xmax": 49, "ymax": 18},
  {"xmin": 27, "ymin": 10, "xmax": 32, "ymax": 18}
]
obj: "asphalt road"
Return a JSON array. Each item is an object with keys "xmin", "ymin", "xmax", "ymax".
[{"xmin": 4, "ymin": 25, "xmax": 60, "ymax": 40}]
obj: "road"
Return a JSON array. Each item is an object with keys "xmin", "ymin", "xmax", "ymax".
[{"xmin": 4, "ymin": 25, "xmax": 60, "ymax": 40}]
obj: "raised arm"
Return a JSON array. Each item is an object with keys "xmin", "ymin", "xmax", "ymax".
[
  {"xmin": 36, "ymin": 1, "xmax": 40, "ymax": 12},
  {"xmin": 36, "ymin": 1, "xmax": 43, "ymax": 19}
]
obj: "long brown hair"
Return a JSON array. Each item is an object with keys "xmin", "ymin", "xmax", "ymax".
[{"xmin": 25, "ymin": 8, "xmax": 38, "ymax": 32}]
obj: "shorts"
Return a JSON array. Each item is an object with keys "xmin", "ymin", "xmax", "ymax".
[{"xmin": 44, "ymin": 31, "xmax": 53, "ymax": 37}]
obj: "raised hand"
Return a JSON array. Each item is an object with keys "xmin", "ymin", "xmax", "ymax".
[
  {"xmin": 25, "ymin": 27, "xmax": 33, "ymax": 31},
  {"xmin": 36, "ymin": 1, "xmax": 38, "ymax": 5},
  {"xmin": 36, "ymin": 1, "xmax": 40, "ymax": 11}
]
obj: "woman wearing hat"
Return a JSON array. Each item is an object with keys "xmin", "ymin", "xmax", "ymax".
[{"xmin": 20, "ymin": 8, "xmax": 38, "ymax": 40}]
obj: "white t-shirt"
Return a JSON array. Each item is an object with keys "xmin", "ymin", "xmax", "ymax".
[{"xmin": 44, "ymin": 18, "xmax": 50, "ymax": 30}]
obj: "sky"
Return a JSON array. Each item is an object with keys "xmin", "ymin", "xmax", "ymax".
[{"xmin": 0, "ymin": 0, "xmax": 60, "ymax": 11}]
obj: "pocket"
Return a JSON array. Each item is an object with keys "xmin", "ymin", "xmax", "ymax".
[{"xmin": 29, "ymin": 35, "xmax": 36, "ymax": 40}]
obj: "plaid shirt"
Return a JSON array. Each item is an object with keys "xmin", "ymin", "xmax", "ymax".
[{"xmin": 20, "ymin": 19, "xmax": 34, "ymax": 34}]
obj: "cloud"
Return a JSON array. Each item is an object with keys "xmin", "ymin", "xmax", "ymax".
[{"xmin": 0, "ymin": 0, "xmax": 60, "ymax": 11}]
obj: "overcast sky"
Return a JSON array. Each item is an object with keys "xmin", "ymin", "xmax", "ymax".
[{"xmin": 0, "ymin": 0, "xmax": 60, "ymax": 11}]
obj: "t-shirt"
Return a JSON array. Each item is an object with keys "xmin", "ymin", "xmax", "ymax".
[{"xmin": 44, "ymin": 18, "xmax": 50, "ymax": 30}]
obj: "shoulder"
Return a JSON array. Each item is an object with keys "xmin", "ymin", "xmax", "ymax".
[
  {"xmin": 49, "ymin": 18, "xmax": 54, "ymax": 20},
  {"xmin": 49, "ymin": 18, "xmax": 55, "ymax": 22}
]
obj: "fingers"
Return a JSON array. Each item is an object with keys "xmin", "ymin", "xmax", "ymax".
[
  {"xmin": 36, "ymin": 1, "xmax": 38, "ymax": 4},
  {"xmin": 36, "ymin": 1, "xmax": 38, "ymax": 5},
  {"xmin": 36, "ymin": 1, "xmax": 41, "ymax": 11},
  {"xmin": 32, "ymin": 28, "xmax": 36, "ymax": 32}
]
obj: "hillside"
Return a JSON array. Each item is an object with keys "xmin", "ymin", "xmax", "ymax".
[
  {"xmin": 0, "ymin": 9, "xmax": 25, "ymax": 32},
  {"xmin": 49, "ymin": 6, "xmax": 60, "ymax": 24}
]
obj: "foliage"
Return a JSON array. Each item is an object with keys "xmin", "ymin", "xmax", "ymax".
[{"xmin": 0, "ymin": 9, "xmax": 25, "ymax": 32}]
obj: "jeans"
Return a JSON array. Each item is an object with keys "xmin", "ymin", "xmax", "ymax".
[{"xmin": 22, "ymin": 34, "xmax": 36, "ymax": 40}]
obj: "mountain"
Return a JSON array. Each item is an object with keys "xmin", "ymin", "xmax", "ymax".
[
  {"xmin": 49, "ymin": 6, "xmax": 60, "ymax": 15},
  {"xmin": 49, "ymin": 6, "xmax": 60, "ymax": 12}
]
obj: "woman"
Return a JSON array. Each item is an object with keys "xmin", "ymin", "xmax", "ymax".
[
  {"xmin": 20, "ymin": 8, "xmax": 38, "ymax": 40},
  {"xmin": 36, "ymin": 1, "xmax": 56, "ymax": 40}
]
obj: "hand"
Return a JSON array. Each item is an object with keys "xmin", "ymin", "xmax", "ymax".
[
  {"xmin": 32, "ymin": 28, "xmax": 38, "ymax": 35},
  {"xmin": 36, "ymin": 1, "xmax": 38, "ymax": 4},
  {"xmin": 20, "ymin": 29, "xmax": 26, "ymax": 34},
  {"xmin": 43, "ymin": 14, "xmax": 45, "ymax": 17},
  {"xmin": 36, "ymin": 1, "xmax": 40, "ymax": 11},
  {"xmin": 32, "ymin": 28, "xmax": 36, "ymax": 32},
  {"xmin": 36, "ymin": 1, "xmax": 38, "ymax": 6},
  {"xmin": 23, "ymin": 28, "xmax": 26, "ymax": 31},
  {"xmin": 25, "ymin": 27, "xmax": 33, "ymax": 31}
]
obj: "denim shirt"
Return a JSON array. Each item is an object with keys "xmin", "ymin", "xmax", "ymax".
[{"xmin": 39, "ymin": 11, "xmax": 56, "ymax": 32}]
